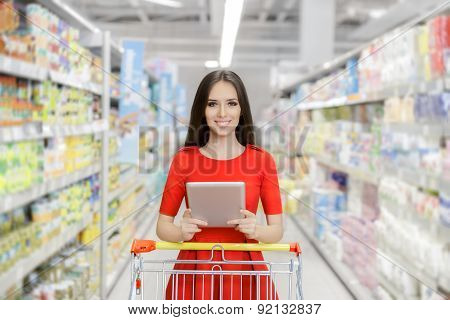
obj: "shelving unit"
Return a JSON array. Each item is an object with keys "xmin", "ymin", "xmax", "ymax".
[
  {"xmin": 309, "ymin": 153, "xmax": 450, "ymax": 191},
  {"xmin": 106, "ymin": 203, "xmax": 158, "ymax": 296},
  {"xmin": 0, "ymin": 164, "xmax": 101, "ymax": 213},
  {"xmin": 0, "ymin": 206, "xmax": 97, "ymax": 298},
  {"xmin": 0, "ymin": 119, "xmax": 109, "ymax": 143},
  {"xmin": 278, "ymin": 5, "xmax": 450, "ymax": 301},
  {"xmin": 0, "ymin": 0, "xmax": 143, "ymax": 301},
  {"xmin": 0, "ymin": 55, "xmax": 103, "ymax": 95},
  {"xmin": 288, "ymin": 214, "xmax": 374, "ymax": 300}
]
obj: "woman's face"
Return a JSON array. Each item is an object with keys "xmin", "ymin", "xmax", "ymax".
[{"xmin": 205, "ymin": 81, "xmax": 241, "ymax": 138}]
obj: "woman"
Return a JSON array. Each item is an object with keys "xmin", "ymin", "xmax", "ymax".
[{"xmin": 156, "ymin": 70, "xmax": 283, "ymax": 300}]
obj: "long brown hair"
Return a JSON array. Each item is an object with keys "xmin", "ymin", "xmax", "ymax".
[{"xmin": 184, "ymin": 70, "xmax": 255, "ymax": 147}]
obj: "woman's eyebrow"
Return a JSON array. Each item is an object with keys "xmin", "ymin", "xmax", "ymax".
[{"xmin": 208, "ymin": 98, "xmax": 238, "ymax": 101}]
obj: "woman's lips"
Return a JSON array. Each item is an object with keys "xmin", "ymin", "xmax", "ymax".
[{"xmin": 215, "ymin": 120, "xmax": 231, "ymax": 127}]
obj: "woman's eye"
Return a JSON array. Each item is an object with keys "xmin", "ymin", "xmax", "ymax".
[
  {"xmin": 228, "ymin": 101, "xmax": 238, "ymax": 107},
  {"xmin": 207, "ymin": 102, "xmax": 217, "ymax": 107}
]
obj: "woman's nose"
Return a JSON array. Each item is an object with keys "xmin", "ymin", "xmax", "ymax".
[{"xmin": 218, "ymin": 104, "xmax": 226, "ymax": 117}]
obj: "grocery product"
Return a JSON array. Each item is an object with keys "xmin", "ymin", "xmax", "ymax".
[
  {"xmin": 0, "ymin": 175, "xmax": 100, "ymax": 275},
  {"xmin": 0, "ymin": 76, "xmax": 43, "ymax": 126},
  {"xmin": 0, "ymin": 1, "xmax": 19, "ymax": 33},
  {"xmin": 0, "ymin": 140, "xmax": 44, "ymax": 195}
]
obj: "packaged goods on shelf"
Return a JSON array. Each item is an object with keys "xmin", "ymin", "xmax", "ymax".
[
  {"xmin": 0, "ymin": 0, "xmax": 19, "ymax": 33},
  {"xmin": 1, "ymin": 77, "xmax": 100, "ymax": 127},
  {"xmin": 341, "ymin": 215, "xmax": 378, "ymax": 290},
  {"xmin": 0, "ymin": 174, "xmax": 99, "ymax": 276},
  {"xmin": 292, "ymin": 15, "xmax": 450, "ymax": 104},
  {"xmin": 0, "ymin": 2, "xmax": 103, "ymax": 84},
  {"xmin": 32, "ymin": 81, "xmax": 100, "ymax": 126},
  {"xmin": 440, "ymin": 191, "xmax": 450, "ymax": 227},
  {"xmin": 0, "ymin": 75, "xmax": 43, "ymax": 126},
  {"xmin": 44, "ymin": 134, "xmax": 100, "ymax": 179},
  {"xmin": 304, "ymin": 100, "xmax": 449, "ymax": 179},
  {"xmin": 108, "ymin": 165, "xmax": 119, "ymax": 192},
  {"xmin": 107, "ymin": 221, "xmax": 137, "ymax": 275},
  {"xmin": 311, "ymin": 186, "xmax": 346, "ymax": 241},
  {"xmin": 0, "ymin": 140, "xmax": 44, "ymax": 195},
  {"xmin": 375, "ymin": 206, "xmax": 448, "ymax": 298},
  {"xmin": 20, "ymin": 243, "xmax": 100, "ymax": 300}
]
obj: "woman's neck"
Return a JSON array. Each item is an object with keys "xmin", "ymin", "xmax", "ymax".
[{"xmin": 202, "ymin": 134, "xmax": 245, "ymax": 159}]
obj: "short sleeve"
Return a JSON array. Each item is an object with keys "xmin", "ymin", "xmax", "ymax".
[
  {"xmin": 159, "ymin": 152, "xmax": 186, "ymax": 216},
  {"xmin": 260, "ymin": 152, "xmax": 282, "ymax": 215}
]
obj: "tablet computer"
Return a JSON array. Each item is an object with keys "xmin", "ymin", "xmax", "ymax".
[{"xmin": 186, "ymin": 182, "xmax": 245, "ymax": 227}]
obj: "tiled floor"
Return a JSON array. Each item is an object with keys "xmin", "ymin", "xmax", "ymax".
[{"xmin": 109, "ymin": 204, "xmax": 353, "ymax": 300}]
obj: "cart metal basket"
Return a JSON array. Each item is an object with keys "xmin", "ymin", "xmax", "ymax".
[{"xmin": 129, "ymin": 240, "xmax": 303, "ymax": 300}]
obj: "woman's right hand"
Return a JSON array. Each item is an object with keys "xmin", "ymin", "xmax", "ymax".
[{"xmin": 180, "ymin": 208, "xmax": 208, "ymax": 241}]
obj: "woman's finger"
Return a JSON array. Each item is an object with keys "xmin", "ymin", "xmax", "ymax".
[
  {"xmin": 183, "ymin": 209, "xmax": 192, "ymax": 218},
  {"xmin": 183, "ymin": 226, "xmax": 201, "ymax": 233},
  {"xmin": 186, "ymin": 218, "xmax": 208, "ymax": 226},
  {"xmin": 237, "ymin": 219, "xmax": 255, "ymax": 225},
  {"xmin": 240, "ymin": 209, "xmax": 255, "ymax": 217},
  {"xmin": 227, "ymin": 218, "xmax": 243, "ymax": 225}
]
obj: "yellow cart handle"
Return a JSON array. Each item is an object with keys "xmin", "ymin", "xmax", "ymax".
[{"xmin": 131, "ymin": 239, "xmax": 301, "ymax": 256}]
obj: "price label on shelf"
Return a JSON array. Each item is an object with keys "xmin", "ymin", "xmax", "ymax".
[
  {"xmin": 2, "ymin": 128, "xmax": 12, "ymax": 142},
  {"xmin": 1, "ymin": 55, "xmax": 12, "ymax": 71},
  {"xmin": 445, "ymin": 77, "xmax": 450, "ymax": 90},
  {"xmin": 419, "ymin": 174, "xmax": 427, "ymax": 188},
  {"xmin": 11, "ymin": 126, "xmax": 22, "ymax": 140},
  {"xmin": 4, "ymin": 196, "xmax": 12, "ymax": 211}
]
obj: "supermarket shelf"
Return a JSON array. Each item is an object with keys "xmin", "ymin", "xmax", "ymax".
[
  {"xmin": 0, "ymin": 55, "xmax": 102, "ymax": 95},
  {"xmin": 295, "ymin": 77, "xmax": 450, "ymax": 111},
  {"xmin": 382, "ymin": 122, "xmax": 450, "ymax": 138},
  {"xmin": 42, "ymin": 119, "xmax": 109, "ymax": 137},
  {"xmin": 106, "ymin": 179, "xmax": 146, "ymax": 237},
  {"xmin": 49, "ymin": 70, "xmax": 102, "ymax": 95},
  {"xmin": 106, "ymin": 204, "xmax": 158, "ymax": 296},
  {"xmin": 288, "ymin": 214, "xmax": 374, "ymax": 300},
  {"xmin": 309, "ymin": 153, "xmax": 450, "ymax": 191},
  {"xmin": 377, "ymin": 275, "xmax": 407, "ymax": 300},
  {"xmin": 0, "ymin": 209, "xmax": 96, "ymax": 299},
  {"xmin": 0, "ymin": 122, "xmax": 43, "ymax": 143},
  {"xmin": 376, "ymin": 248, "xmax": 440, "ymax": 299},
  {"xmin": 311, "ymin": 154, "xmax": 378, "ymax": 185},
  {"xmin": 108, "ymin": 176, "xmax": 141, "ymax": 203},
  {"xmin": 0, "ymin": 120, "xmax": 108, "ymax": 143},
  {"xmin": 0, "ymin": 163, "xmax": 101, "ymax": 213},
  {"xmin": 0, "ymin": 55, "xmax": 47, "ymax": 81},
  {"xmin": 281, "ymin": 4, "xmax": 450, "ymax": 94}
]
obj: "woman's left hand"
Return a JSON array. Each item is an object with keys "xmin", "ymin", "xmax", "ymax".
[{"xmin": 227, "ymin": 209, "xmax": 259, "ymax": 240}]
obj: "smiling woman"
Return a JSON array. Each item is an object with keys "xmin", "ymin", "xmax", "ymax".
[{"xmin": 155, "ymin": 70, "xmax": 284, "ymax": 300}]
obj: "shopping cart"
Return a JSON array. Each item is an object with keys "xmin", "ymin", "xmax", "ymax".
[{"xmin": 129, "ymin": 240, "xmax": 303, "ymax": 300}]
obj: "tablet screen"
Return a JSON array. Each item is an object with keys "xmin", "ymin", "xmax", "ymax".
[{"xmin": 186, "ymin": 182, "xmax": 245, "ymax": 228}]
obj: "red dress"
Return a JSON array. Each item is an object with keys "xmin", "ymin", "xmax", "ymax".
[{"xmin": 159, "ymin": 144, "xmax": 283, "ymax": 300}]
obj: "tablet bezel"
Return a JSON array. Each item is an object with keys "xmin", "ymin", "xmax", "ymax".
[{"xmin": 186, "ymin": 182, "xmax": 245, "ymax": 228}]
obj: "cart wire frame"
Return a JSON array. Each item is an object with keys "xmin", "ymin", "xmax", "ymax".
[{"xmin": 129, "ymin": 240, "xmax": 303, "ymax": 300}]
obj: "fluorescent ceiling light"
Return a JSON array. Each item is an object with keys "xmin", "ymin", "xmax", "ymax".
[
  {"xmin": 323, "ymin": 62, "xmax": 331, "ymax": 69},
  {"xmin": 143, "ymin": 0, "xmax": 183, "ymax": 8},
  {"xmin": 204, "ymin": 60, "xmax": 219, "ymax": 68},
  {"xmin": 52, "ymin": 0, "xmax": 100, "ymax": 33},
  {"xmin": 219, "ymin": 0, "xmax": 244, "ymax": 68},
  {"xmin": 369, "ymin": 9, "xmax": 387, "ymax": 19}
]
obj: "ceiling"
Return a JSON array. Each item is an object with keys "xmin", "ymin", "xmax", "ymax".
[{"xmin": 66, "ymin": 0, "xmax": 445, "ymax": 68}]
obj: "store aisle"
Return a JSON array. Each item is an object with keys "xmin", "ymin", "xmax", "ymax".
[{"xmin": 108, "ymin": 204, "xmax": 353, "ymax": 300}]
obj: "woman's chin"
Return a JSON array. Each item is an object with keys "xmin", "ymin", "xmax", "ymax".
[{"xmin": 210, "ymin": 127, "xmax": 235, "ymax": 136}]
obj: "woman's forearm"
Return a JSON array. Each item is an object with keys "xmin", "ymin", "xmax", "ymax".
[
  {"xmin": 254, "ymin": 224, "xmax": 283, "ymax": 243},
  {"xmin": 156, "ymin": 219, "xmax": 183, "ymax": 242}
]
